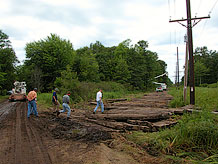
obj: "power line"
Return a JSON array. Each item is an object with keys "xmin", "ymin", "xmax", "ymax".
[
  {"xmin": 209, "ymin": 0, "xmax": 218, "ymax": 15},
  {"xmin": 194, "ymin": 0, "xmax": 203, "ymax": 17},
  {"xmin": 168, "ymin": 0, "xmax": 171, "ymax": 20},
  {"xmin": 198, "ymin": 18, "xmax": 209, "ymax": 43},
  {"xmin": 169, "ymin": 0, "xmax": 210, "ymax": 105},
  {"xmin": 194, "ymin": 0, "xmax": 218, "ymax": 46},
  {"xmin": 173, "ymin": 0, "xmax": 176, "ymax": 18}
]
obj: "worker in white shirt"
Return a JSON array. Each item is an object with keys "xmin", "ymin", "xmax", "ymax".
[{"xmin": 93, "ymin": 89, "xmax": 104, "ymax": 114}]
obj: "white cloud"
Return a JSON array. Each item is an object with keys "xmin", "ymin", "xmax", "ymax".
[
  {"xmin": 1, "ymin": 0, "xmax": 218, "ymax": 82},
  {"xmin": 41, "ymin": 0, "xmax": 97, "ymax": 9}
]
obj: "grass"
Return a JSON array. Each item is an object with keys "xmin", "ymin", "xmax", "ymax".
[
  {"xmin": 102, "ymin": 91, "xmax": 126, "ymax": 99},
  {"xmin": 126, "ymin": 112, "xmax": 218, "ymax": 162},
  {"xmin": 0, "ymin": 95, "xmax": 8, "ymax": 102},
  {"xmin": 168, "ymin": 87, "xmax": 218, "ymax": 111},
  {"xmin": 126, "ymin": 87, "xmax": 218, "ymax": 163},
  {"xmin": 37, "ymin": 92, "xmax": 68, "ymax": 111}
]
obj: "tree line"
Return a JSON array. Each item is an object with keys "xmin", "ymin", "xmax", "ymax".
[
  {"xmin": 1, "ymin": 30, "xmax": 172, "ymax": 99},
  {"xmin": 193, "ymin": 46, "xmax": 218, "ymax": 86},
  {"xmin": 0, "ymin": 30, "xmax": 18, "ymax": 95}
]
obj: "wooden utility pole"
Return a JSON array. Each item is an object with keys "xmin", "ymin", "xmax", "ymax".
[
  {"xmin": 186, "ymin": 0, "xmax": 195, "ymax": 105},
  {"xmin": 177, "ymin": 47, "xmax": 179, "ymax": 88},
  {"xmin": 169, "ymin": 0, "xmax": 210, "ymax": 105},
  {"xmin": 183, "ymin": 34, "xmax": 188, "ymax": 103},
  {"xmin": 175, "ymin": 47, "xmax": 180, "ymax": 89}
]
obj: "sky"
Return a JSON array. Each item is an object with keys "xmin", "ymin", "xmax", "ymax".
[{"xmin": 0, "ymin": 0, "xmax": 218, "ymax": 82}]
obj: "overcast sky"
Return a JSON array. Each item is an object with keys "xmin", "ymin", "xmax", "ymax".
[{"xmin": 1, "ymin": 0, "xmax": 218, "ymax": 82}]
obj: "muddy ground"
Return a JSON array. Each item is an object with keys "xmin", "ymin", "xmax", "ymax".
[{"xmin": 0, "ymin": 92, "xmax": 185, "ymax": 164}]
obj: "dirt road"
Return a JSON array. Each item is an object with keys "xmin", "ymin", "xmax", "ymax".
[
  {"xmin": 0, "ymin": 93, "xmax": 175, "ymax": 164},
  {"xmin": 0, "ymin": 101, "xmax": 52, "ymax": 164}
]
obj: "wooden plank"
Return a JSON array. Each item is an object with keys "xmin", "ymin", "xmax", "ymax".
[
  {"xmin": 152, "ymin": 120, "xmax": 178, "ymax": 130},
  {"xmin": 106, "ymin": 99, "xmax": 127, "ymax": 103},
  {"xmin": 89, "ymin": 113, "xmax": 171, "ymax": 121}
]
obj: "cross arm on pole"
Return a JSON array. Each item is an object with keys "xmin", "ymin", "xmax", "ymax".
[
  {"xmin": 169, "ymin": 0, "xmax": 210, "ymax": 105},
  {"xmin": 169, "ymin": 15, "xmax": 210, "ymax": 23}
]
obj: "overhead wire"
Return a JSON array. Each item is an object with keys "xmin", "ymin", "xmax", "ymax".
[
  {"xmin": 168, "ymin": 0, "xmax": 184, "ymax": 82},
  {"xmin": 173, "ymin": 0, "xmax": 177, "ymax": 46},
  {"xmin": 196, "ymin": 0, "xmax": 218, "ymax": 45},
  {"xmin": 209, "ymin": 0, "xmax": 218, "ymax": 15},
  {"xmin": 168, "ymin": 0, "xmax": 171, "ymax": 20},
  {"xmin": 168, "ymin": 0, "xmax": 172, "ymax": 48},
  {"xmin": 192, "ymin": 0, "xmax": 203, "ymax": 46},
  {"xmin": 195, "ymin": 0, "xmax": 203, "ymax": 17}
]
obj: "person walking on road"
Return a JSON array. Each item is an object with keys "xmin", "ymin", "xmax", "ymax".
[
  {"xmin": 93, "ymin": 89, "xmax": 104, "ymax": 114},
  {"xmin": 57, "ymin": 91, "xmax": 71, "ymax": 120},
  {"xmin": 52, "ymin": 88, "xmax": 60, "ymax": 113},
  {"xmin": 27, "ymin": 88, "xmax": 38, "ymax": 118}
]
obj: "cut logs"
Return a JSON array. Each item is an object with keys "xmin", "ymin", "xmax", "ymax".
[{"xmin": 87, "ymin": 92, "xmax": 194, "ymax": 132}]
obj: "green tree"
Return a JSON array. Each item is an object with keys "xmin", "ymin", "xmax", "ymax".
[
  {"xmin": 127, "ymin": 48, "xmax": 147, "ymax": 90},
  {"xmin": 194, "ymin": 60, "xmax": 209, "ymax": 86},
  {"xmin": 54, "ymin": 65, "xmax": 80, "ymax": 102},
  {"xmin": 113, "ymin": 58, "xmax": 130, "ymax": 84},
  {"xmin": 95, "ymin": 48, "xmax": 117, "ymax": 81},
  {"xmin": 194, "ymin": 46, "xmax": 217, "ymax": 84},
  {"xmin": 75, "ymin": 53, "xmax": 100, "ymax": 82},
  {"xmin": 112, "ymin": 40, "xmax": 131, "ymax": 83},
  {"xmin": 208, "ymin": 52, "xmax": 218, "ymax": 84},
  {"xmin": 90, "ymin": 41, "xmax": 105, "ymax": 54},
  {"xmin": 24, "ymin": 34, "xmax": 75, "ymax": 91},
  {"xmin": 0, "ymin": 30, "xmax": 18, "ymax": 94}
]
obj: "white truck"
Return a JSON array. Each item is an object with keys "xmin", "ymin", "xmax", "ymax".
[
  {"xmin": 153, "ymin": 82, "xmax": 167, "ymax": 92},
  {"xmin": 9, "ymin": 81, "xmax": 27, "ymax": 101},
  {"xmin": 153, "ymin": 73, "xmax": 168, "ymax": 92}
]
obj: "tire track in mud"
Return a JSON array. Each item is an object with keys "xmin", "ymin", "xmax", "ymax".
[
  {"xmin": 0, "ymin": 100, "xmax": 16, "ymax": 121},
  {"xmin": 0, "ymin": 101, "xmax": 52, "ymax": 164}
]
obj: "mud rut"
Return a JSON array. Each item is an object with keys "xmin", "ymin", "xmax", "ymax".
[
  {"xmin": 0, "ymin": 92, "xmax": 190, "ymax": 164},
  {"xmin": 0, "ymin": 101, "xmax": 52, "ymax": 164},
  {"xmin": 0, "ymin": 101, "xmax": 143, "ymax": 164}
]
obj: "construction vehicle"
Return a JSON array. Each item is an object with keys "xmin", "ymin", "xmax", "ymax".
[
  {"xmin": 153, "ymin": 73, "xmax": 168, "ymax": 91},
  {"xmin": 9, "ymin": 81, "xmax": 27, "ymax": 101},
  {"xmin": 153, "ymin": 82, "xmax": 167, "ymax": 91}
]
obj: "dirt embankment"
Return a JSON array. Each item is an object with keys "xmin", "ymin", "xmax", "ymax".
[{"xmin": 0, "ymin": 92, "xmax": 181, "ymax": 164}]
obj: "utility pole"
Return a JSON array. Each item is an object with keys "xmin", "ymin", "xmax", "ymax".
[
  {"xmin": 174, "ymin": 47, "xmax": 180, "ymax": 90},
  {"xmin": 169, "ymin": 0, "xmax": 210, "ymax": 105},
  {"xmin": 175, "ymin": 64, "xmax": 177, "ymax": 87},
  {"xmin": 175, "ymin": 47, "xmax": 179, "ymax": 89},
  {"xmin": 183, "ymin": 34, "xmax": 188, "ymax": 104},
  {"xmin": 186, "ymin": 0, "xmax": 195, "ymax": 105}
]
